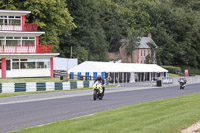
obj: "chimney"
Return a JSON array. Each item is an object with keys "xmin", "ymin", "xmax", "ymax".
[{"xmin": 148, "ymin": 33, "xmax": 152, "ymax": 38}]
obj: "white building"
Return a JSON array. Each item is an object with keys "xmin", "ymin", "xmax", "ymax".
[{"xmin": 0, "ymin": 10, "xmax": 59, "ymax": 78}]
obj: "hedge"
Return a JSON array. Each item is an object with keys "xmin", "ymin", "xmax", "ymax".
[{"xmin": 161, "ymin": 66, "xmax": 181, "ymax": 74}]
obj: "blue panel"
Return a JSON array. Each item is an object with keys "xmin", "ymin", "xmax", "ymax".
[
  {"xmin": 70, "ymin": 72, "xmax": 74, "ymax": 79},
  {"xmin": 85, "ymin": 72, "xmax": 89, "ymax": 80},
  {"xmin": 101, "ymin": 72, "xmax": 105, "ymax": 79},
  {"xmin": 78, "ymin": 72, "xmax": 81, "ymax": 80},
  {"xmin": 93, "ymin": 72, "xmax": 97, "ymax": 80},
  {"xmin": 164, "ymin": 72, "xmax": 166, "ymax": 77}
]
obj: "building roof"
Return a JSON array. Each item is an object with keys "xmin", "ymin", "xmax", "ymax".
[
  {"xmin": 0, "ymin": 10, "xmax": 31, "ymax": 16},
  {"xmin": 0, "ymin": 53, "xmax": 60, "ymax": 59},
  {"xmin": 120, "ymin": 37, "xmax": 157, "ymax": 49},
  {"xmin": 138, "ymin": 37, "xmax": 156, "ymax": 48},
  {"xmin": 68, "ymin": 61, "xmax": 168, "ymax": 73},
  {"xmin": 0, "ymin": 31, "xmax": 45, "ymax": 37}
]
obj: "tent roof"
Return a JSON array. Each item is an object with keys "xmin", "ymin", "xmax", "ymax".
[{"xmin": 68, "ymin": 61, "xmax": 168, "ymax": 73}]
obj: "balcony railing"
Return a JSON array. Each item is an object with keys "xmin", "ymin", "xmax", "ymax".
[
  {"xmin": 0, "ymin": 45, "xmax": 52, "ymax": 53},
  {"xmin": 0, "ymin": 23, "xmax": 38, "ymax": 31}
]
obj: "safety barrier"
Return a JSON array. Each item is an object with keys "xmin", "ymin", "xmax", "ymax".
[{"xmin": 0, "ymin": 80, "xmax": 106, "ymax": 93}]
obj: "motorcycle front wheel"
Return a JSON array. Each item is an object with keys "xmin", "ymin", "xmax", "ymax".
[{"xmin": 93, "ymin": 90, "xmax": 98, "ymax": 100}]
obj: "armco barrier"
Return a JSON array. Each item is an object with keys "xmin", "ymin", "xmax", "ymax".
[
  {"xmin": 70, "ymin": 81, "xmax": 77, "ymax": 89},
  {"xmin": 55, "ymin": 82, "xmax": 63, "ymax": 90},
  {"xmin": 37, "ymin": 82, "xmax": 46, "ymax": 91},
  {"xmin": 89, "ymin": 81, "xmax": 94, "ymax": 88},
  {"xmin": 15, "ymin": 83, "xmax": 26, "ymax": 92},
  {"xmin": 77, "ymin": 81, "xmax": 83, "ymax": 88},
  {"xmin": 2, "ymin": 83, "xmax": 15, "ymax": 93},
  {"xmin": 0, "ymin": 79, "xmax": 109, "ymax": 93},
  {"xmin": 62, "ymin": 82, "xmax": 70, "ymax": 90},
  {"xmin": 26, "ymin": 82, "xmax": 37, "ymax": 92},
  {"xmin": 83, "ymin": 81, "xmax": 89, "ymax": 88},
  {"xmin": 46, "ymin": 82, "xmax": 55, "ymax": 91}
]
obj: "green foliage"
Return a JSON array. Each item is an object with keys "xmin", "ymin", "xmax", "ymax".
[
  {"xmin": 61, "ymin": 0, "xmax": 109, "ymax": 62},
  {"xmin": 146, "ymin": 41, "xmax": 157, "ymax": 64},
  {"xmin": 72, "ymin": 45, "xmax": 88, "ymax": 64},
  {"xmin": 179, "ymin": 65, "xmax": 200, "ymax": 75},
  {"xmin": 161, "ymin": 66, "xmax": 181, "ymax": 74}
]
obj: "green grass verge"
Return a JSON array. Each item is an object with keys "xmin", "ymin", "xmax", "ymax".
[
  {"xmin": 0, "ymin": 85, "xmax": 116, "ymax": 98},
  {"xmin": 168, "ymin": 73, "xmax": 179, "ymax": 77},
  {"xmin": 12, "ymin": 92, "xmax": 200, "ymax": 133}
]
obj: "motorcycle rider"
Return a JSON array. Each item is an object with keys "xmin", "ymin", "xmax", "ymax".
[
  {"xmin": 94, "ymin": 75, "xmax": 105, "ymax": 95},
  {"xmin": 178, "ymin": 77, "xmax": 187, "ymax": 86}
]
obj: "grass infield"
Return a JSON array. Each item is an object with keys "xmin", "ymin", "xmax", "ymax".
[{"xmin": 12, "ymin": 92, "xmax": 200, "ymax": 133}]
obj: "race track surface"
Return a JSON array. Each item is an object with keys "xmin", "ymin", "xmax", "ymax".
[{"xmin": 0, "ymin": 83, "xmax": 200, "ymax": 133}]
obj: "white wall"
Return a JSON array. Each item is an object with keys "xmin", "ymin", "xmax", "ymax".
[
  {"xmin": 53, "ymin": 57, "xmax": 78, "ymax": 71},
  {"xmin": 170, "ymin": 76, "xmax": 200, "ymax": 85},
  {"xmin": 4, "ymin": 69, "xmax": 51, "ymax": 78}
]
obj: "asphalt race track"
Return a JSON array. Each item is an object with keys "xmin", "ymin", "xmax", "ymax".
[{"xmin": 0, "ymin": 83, "xmax": 200, "ymax": 133}]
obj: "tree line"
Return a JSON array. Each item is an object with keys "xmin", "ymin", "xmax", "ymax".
[{"xmin": 1, "ymin": 0, "xmax": 200, "ymax": 72}]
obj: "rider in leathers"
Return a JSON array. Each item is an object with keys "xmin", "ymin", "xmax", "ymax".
[{"xmin": 94, "ymin": 75, "xmax": 105, "ymax": 95}]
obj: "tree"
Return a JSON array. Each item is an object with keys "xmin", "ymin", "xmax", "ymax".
[
  {"xmin": 121, "ymin": 30, "xmax": 142, "ymax": 63},
  {"xmin": 63, "ymin": 0, "xmax": 109, "ymax": 62},
  {"xmin": 145, "ymin": 42, "xmax": 157, "ymax": 64}
]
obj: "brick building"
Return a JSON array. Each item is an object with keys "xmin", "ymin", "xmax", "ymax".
[{"xmin": 108, "ymin": 33, "xmax": 157, "ymax": 64}]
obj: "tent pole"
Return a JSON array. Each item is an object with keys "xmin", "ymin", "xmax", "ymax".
[
  {"xmin": 114, "ymin": 72, "xmax": 115, "ymax": 84},
  {"xmin": 118, "ymin": 72, "xmax": 120, "ymax": 86},
  {"xmin": 126, "ymin": 73, "xmax": 127, "ymax": 83}
]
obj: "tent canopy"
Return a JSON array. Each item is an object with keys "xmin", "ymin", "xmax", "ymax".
[{"xmin": 68, "ymin": 61, "xmax": 168, "ymax": 73}]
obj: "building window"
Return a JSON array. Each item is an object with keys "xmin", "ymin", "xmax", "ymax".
[
  {"xmin": 6, "ymin": 60, "xmax": 11, "ymax": 70},
  {"xmin": 144, "ymin": 50, "xmax": 146, "ymax": 56},
  {"xmin": 12, "ymin": 59, "xmax": 50, "ymax": 69},
  {"xmin": 37, "ymin": 62, "xmax": 44, "ymax": 68},
  {"xmin": 0, "ymin": 36, "xmax": 35, "ymax": 46},
  {"xmin": 141, "ymin": 50, "xmax": 142, "ymax": 56},
  {"xmin": 141, "ymin": 60, "xmax": 143, "ymax": 63},
  {"xmin": 0, "ymin": 16, "xmax": 21, "ymax": 24},
  {"xmin": 0, "ymin": 37, "xmax": 5, "ymax": 45},
  {"xmin": 12, "ymin": 62, "xmax": 19, "ymax": 69},
  {"xmin": 22, "ymin": 40, "xmax": 35, "ymax": 45},
  {"xmin": 20, "ymin": 62, "xmax": 35, "ymax": 69},
  {"xmin": 148, "ymin": 49, "xmax": 150, "ymax": 54}
]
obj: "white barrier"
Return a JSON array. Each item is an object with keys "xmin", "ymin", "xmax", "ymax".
[
  {"xmin": 46, "ymin": 82, "xmax": 55, "ymax": 91},
  {"xmin": 2, "ymin": 83, "xmax": 15, "ymax": 93},
  {"xmin": 63, "ymin": 82, "xmax": 70, "ymax": 90},
  {"xmin": 26, "ymin": 82, "xmax": 37, "ymax": 92},
  {"xmin": 77, "ymin": 81, "xmax": 83, "ymax": 88}
]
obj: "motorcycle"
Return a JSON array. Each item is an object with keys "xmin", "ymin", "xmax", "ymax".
[
  {"xmin": 93, "ymin": 81, "xmax": 104, "ymax": 100},
  {"xmin": 180, "ymin": 82, "xmax": 186, "ymax": 89}
]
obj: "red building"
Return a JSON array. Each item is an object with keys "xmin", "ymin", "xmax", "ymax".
[{"xmin": 0, "ymin": 10, "xmax": 59, "ymax": 78}]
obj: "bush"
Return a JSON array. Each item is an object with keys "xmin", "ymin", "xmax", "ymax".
[{"xmin": 161, "ymin": 66, "xmax": 181, "ymax": 74}]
